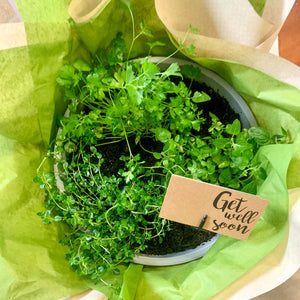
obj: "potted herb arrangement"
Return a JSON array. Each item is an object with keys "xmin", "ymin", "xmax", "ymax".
[{"xmin": 34, "ymin": 29, "xmax": 288, "ymax": 283}]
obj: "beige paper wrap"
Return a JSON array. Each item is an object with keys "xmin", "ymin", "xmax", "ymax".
[
  {"xmin": 0, "ymin": 0, "xmax": 26, "ymax": 50},
  {"xmin": 154, "ymin": 0, "xmax": 300, "ymax": 89}
]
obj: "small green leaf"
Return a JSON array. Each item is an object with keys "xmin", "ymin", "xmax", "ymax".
[
  {"xmin": 181, "ymin": 64, "xmax": 202, "ymax": 80},
  {"xmin": 161, "ymin": 63, "xmax": 182, "ymax": 79},
  {"xmin": 212, "ymin": 138, "xmax": 229, "ymax": 149},
  {"xmin": 87, "ymin": 73, "xmax": 101, "ymax": 88},
  {"xmin": 225, "ymin": 119, "xmax": 241, "ymax": 135},
  {"xmin": 123, "ymin": 64, "xmax": 135, "ymax": 83},
  {"xmin": 142, "ymin": 29, "xmax": 154, "ymax": 38},
  {"xmin": 186, "ymin": 44, "xmax": 196, "ymax": 56},
  {"xmin": 249, "ymin": 127, "xmax": 270, "ymax": 145},
  {"xmin": 64, "ymin": 141, "xmax": 77, "ymax": 153},
  {"xmin": 54, "ymin": 215, "xmax": 62, "ymax": 222},
  {"xmin": 192, "ymin": 91, "xmax": 211, "ymax": 103},
  {"xmin": 213, "ymin": 155, "xmax": 230, "ymax": 168},
  {"xmin": 56, "ymin": 65, "xmax": 75, "ymax": 87},
  {"xmin": 147, "ymin": 41, "xmax": 166, "ymax": 52},
  {"xmin": 33, "ymin": 176, "xmax": 44, "ymax": 186},
  {"xmin": 189, "ymin": 24, "xmax": 199, "ymax": 34},
  {"xmin": 142, "ymin": 60, "xmax": 160, "ymax": 79},
  {"xmin": 155, "ymin": 128, "xmax": 171, "ymax": 143},
  {"xmin": 153, "ymin": 152, "xmax": 162, "ymax": 159},
  {"xmin": 113, "ymin": 267, "xmax": 120, "ymax": 275},
  {"xmin": 44, "ymin": 172, "xmax": 55, "ymax": 182},
  {"xmin": 90, "ymin": 146, "xmax": 97, "ymax": 153},
  {"xmin": 40, "ymin": 210, "xmax": 52, "ymax": 224},
  {"xmin": 219, "ymin": 168, "xmax": 232, "ymax": 184},
  {"xmin": 127, "ymin": 84, "xmax": 143, "ymax": 105},
  {"xmin": 139, "ymin": 20, "xmax": 145, "ymax": 30},
  {"xmin": 120, "ymin": 170, "xmax": 134, "ymax": 183},
  {"xmin": 231, "ymin": 155, "xmax": 250, "ymax": 169},
  {"xmin": 73, "ymin": 60, "xmax": 91, "ymax": 71},
  {"xmin": 192, "ymin": 119, "xmax": 201, "ymax": 131}
]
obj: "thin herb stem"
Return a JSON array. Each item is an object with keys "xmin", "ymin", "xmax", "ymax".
[{"xmin": 121, "ymin": 120, "xmax": 133, "ymax": 159}]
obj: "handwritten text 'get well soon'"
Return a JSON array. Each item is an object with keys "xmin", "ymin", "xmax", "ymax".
[
  {"xmin": 210, "ymin": 191, "xmax": 260, "ymax": 236},
  {"xmin": 160, "ymin": 175, "xmax": 269, "ymax": 240}
]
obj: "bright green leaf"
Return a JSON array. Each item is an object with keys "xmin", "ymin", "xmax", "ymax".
[
  {"xmin": 147, "ymin": 41, "xmax": 166, "ymax": 52},
  {"xmin": 153, "ymin": 152, "xmax": 162, "ymax": 159},
  {"xmin": 181, "ymin": 64, "xmax": 202, "ymax": 80},
  {"xmin": 225, "ymin": 119, "xmax": 241, "ymax": 135},
  {"xmin": 142, "ymin": 60, "xmax": 160, "ymax": 79},
  {"xmin": 64, "ymin": 141, "xmax": 77, "ymax": 153},
  {"xmin": 127, "ymin": 84, "xmax": 143, "ymax": 105},
  {"xmin": 56, "ymin": 65, "xmax": 75, "ymax": 87},
  {"xmin": 192, "ymin": 119, "xmax": 201, "ymax": 131},
  {"xmin": 192, "ymin": 91, "xmax": 211, "ymax": 103},
  {"xmin": 186, "ymin": 44, "xmax": 196, "ymax": 56},
  {"xmin": 155, "ymin": 128, "xmax": 171, "ymax": 143},
  {"xmin": 161, "ymin": 63, "xmax": 182, "ymax": 79},
  {"xmin": 73, "ymin": 60, "xmax": 91, "ymax": 71}
]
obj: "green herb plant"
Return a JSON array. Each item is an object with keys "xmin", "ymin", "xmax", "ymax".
[{"xmin": 34, "ymin": 21, "xmax": 288, "ymax": 285}]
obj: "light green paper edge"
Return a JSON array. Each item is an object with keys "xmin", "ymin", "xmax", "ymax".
[
  {"xmin": 248, "ymin": 0, "xmax": 268, "ymax": 16},
  {"xmin": 0, "ymin": 0, "xmax": 299, "ymax": 299}
]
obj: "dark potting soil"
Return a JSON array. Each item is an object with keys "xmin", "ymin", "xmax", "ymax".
[
  {"xmin": 185, "ymin": 79, "xmax": 240, "ymax": 129},
  {"xmin": 140, "ymin": 222, "xmax": 216, "ymax": 255},
  {"xmin": 94, "ymin": 81, "xmax": 239, "ymax": 255},
  {"xmin": 98, "ymin": 136, "xmax": 162, "ymax": 178}
]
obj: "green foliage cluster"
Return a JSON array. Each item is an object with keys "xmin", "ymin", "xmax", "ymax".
[{"xmin": 34, "ymin": 31, "xmax": 288, "ymax": 283}]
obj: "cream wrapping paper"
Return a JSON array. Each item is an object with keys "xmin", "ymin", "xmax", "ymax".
[
  {"xmin": 0, "ymin": 22, "xmax": 27, "ymax": 49},
  {"xmin": 154, "ymin": 0, "xmax": 300, "ymax": 89},
  {"xmin": 0, "ymin": 0, "xmax": 26, "ymax": 50},
  {"xmin": 154, "ymin": 0, "xmax": 274, "ymax": 48}
]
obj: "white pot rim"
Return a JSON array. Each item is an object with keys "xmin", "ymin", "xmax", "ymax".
[{"xmin": 132, "ymin": 234, "xmax": 220, "ymax": 266}]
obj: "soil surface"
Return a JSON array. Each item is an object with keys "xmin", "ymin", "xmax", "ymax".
[
  {"xmin": 186, "ymin": 79, "xmax": 240, "ymax": 129},
  {"xmin": 141, "ymin": 222, "xmax": 216, "ymax": 255}
]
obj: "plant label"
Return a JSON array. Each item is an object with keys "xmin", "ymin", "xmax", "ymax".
[{"xmin": 159, "ymin": 175, "xmax": 269, "ymax": 240}]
